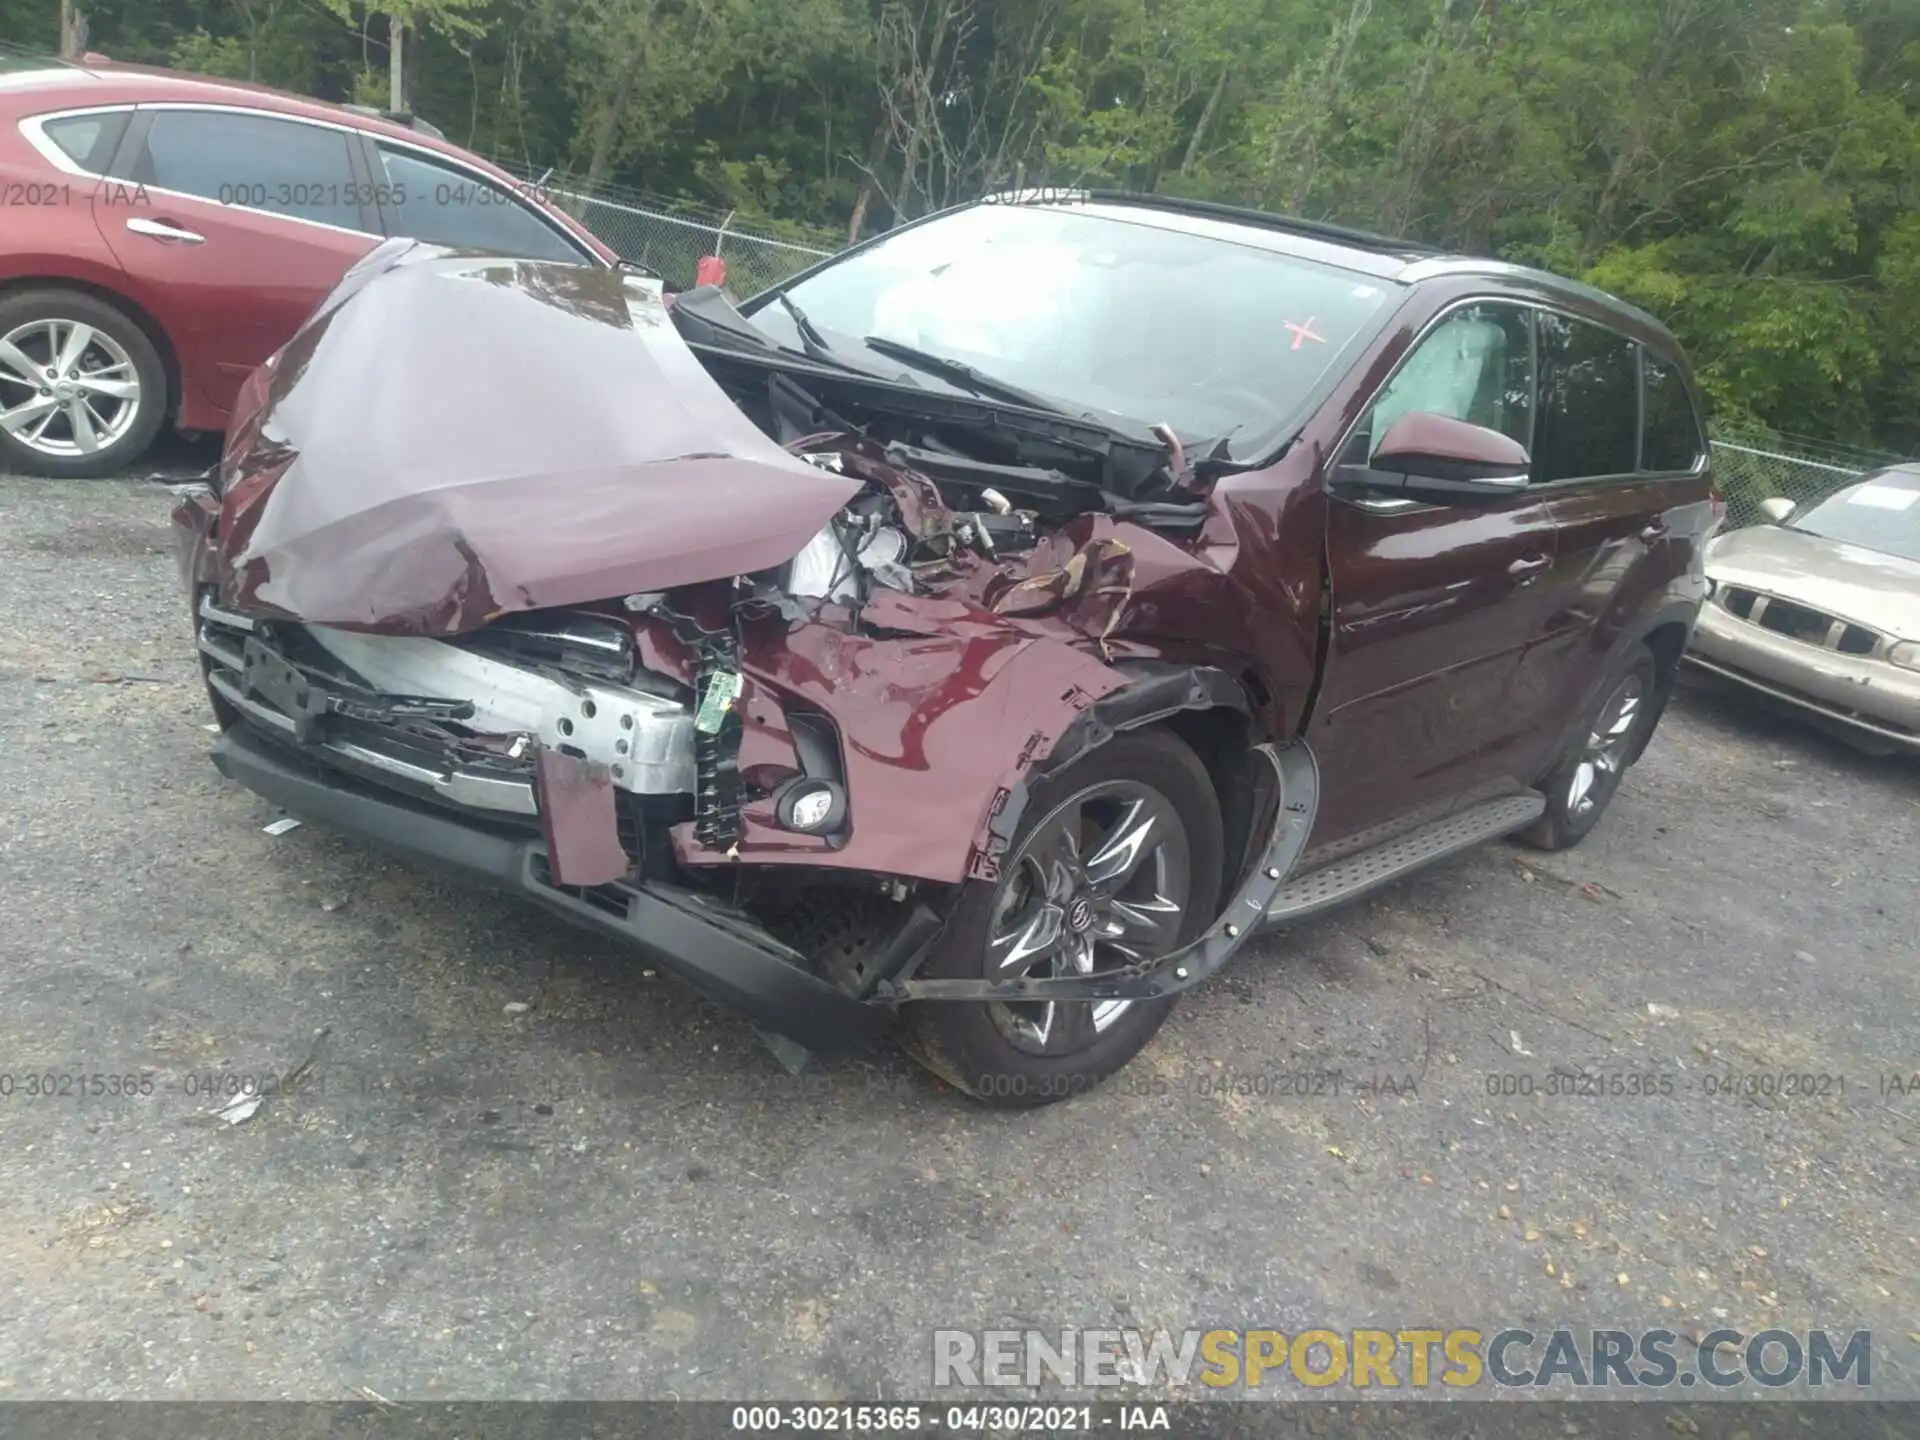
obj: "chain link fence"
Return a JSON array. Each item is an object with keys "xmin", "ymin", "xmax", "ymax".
[
  {"xmin": 1708, "ymin": 433, "xmax": 1906, "ymax": 531},
  {"xmin": 563, "ymin": 188, "xmax": 835, "ymax": 294},
  {"xmin": 487, "ymin": 158, "xmax": 837, "ymax": 295}
]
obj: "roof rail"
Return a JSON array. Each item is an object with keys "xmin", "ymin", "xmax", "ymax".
[{"xmin": 1034, "ymin": 188, "xmax": 1445, "ymax": 257}]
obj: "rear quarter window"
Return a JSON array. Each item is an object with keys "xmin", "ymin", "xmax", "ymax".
[{"xmin": 37, "ymin": 110, "xmax": 130, "ymax": 174}]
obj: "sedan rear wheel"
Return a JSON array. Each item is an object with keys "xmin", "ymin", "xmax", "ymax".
[{"xmin": 0, "ymin": 290, "xmax": 167, "ymax": 479}]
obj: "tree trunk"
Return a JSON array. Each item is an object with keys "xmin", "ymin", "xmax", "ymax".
[
  {"xmin": 59, "ymin": 0, "xmax": 87, "ymax": 57},
  {"xmin": 385, "ymin": 12, "xmax": 405, "ymax": 112},
  {"xmin": 1180, "ymin": 65, "xmax": 1228, "ymax": 177},
  {"xmin": 581, "ymin": 63, "xmax": 642, "ymax": 203},
  {"xmin": 846, "ymin": 118, "xmax": 891, "ymax": 244}
]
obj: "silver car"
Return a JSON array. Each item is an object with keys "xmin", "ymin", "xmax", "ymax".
[{"xmin": 1688, "ymin": 464, "xmax": 1920, "ymax": 754}]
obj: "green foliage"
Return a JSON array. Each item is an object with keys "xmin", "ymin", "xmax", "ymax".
[
  {"xmin": 168, "ymin": 29, "xmax": 249, "ymax": 79},
  {"xmin": 32, "ymin": 0, "xmax": 1920, "ymax": 451},
  {"xmin": 347, "ymin": 66, "xmax": 387, "ymax": 107}
]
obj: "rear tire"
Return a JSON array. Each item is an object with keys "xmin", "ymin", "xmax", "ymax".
[
  {"xmin": 0, "ymin": 288, "xmax": 167, "ymax": 479},
  {"xmin": 901, "ymin": 730, "xmax": 1224, "ymax": 1107},
  {"xmin": 1520, "ymin": 644, "xmax": 1661, "ymax": 851}
]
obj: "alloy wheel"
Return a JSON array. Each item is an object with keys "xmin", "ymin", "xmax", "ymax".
[
  {"xmin": 1567, "ymin": 672, "xmax": 1645, "ymax": 819},
  {"xmin": 985, "ymin": 779, "xmax": 1192, "ymax": 1056},
  {"xmin": 0, "ymin": 319, "xmax": 144, "ymax": 460}
]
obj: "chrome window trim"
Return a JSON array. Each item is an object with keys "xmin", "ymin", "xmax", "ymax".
[
  {"xmin": 111, "ymin": 102, "xmax": 383, "ymax": 239},
  {"xmin": 119, "ymin": 98, "xmax": 372, "ymax": 135},
  {"xmin": 49, "ymin": 99, "xmax": 592, "ymax": 253},
  {"xmin": 18, "ymin": 104, "xmax": 133, "ymax": 178}
]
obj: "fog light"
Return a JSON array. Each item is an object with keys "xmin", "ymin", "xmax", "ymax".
[
  {"xmin": 774, "ymin": 777, "xmax": 846, "ymax": 834},
  {"xmin": 790, "ymin": 788, "xmax": 834, "ymax": 830}
]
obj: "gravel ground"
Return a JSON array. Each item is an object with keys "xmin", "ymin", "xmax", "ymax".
[{"xmin": 0, "ymin": 470, "xmax": 1914, "ymax": 1408}]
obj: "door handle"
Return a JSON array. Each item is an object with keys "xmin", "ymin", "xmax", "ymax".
[
  {"xmin": 126, "ymin": 217, "xmax": 206, "ymax": 245},
  {"xmin": 1508, "ymin": 555, "xmax": 1550, "ymax": 585}
]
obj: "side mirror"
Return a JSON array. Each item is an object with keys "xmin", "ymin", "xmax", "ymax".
[
  {"xmin": 1757, "ymin": 497, "xmax": 1797, "ymax": 525},
  {"xmin": 1343, "ymin": 412, "xmax": 1532, "ymax": 507}
]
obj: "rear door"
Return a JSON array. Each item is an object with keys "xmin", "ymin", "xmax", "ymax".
[
  {"xmin": 6, "ymin": 108, "xmax": 138, "ymax": 276},
  {"xmin": 1313, "ymin": 300, "xmax": 1564, "ymax": 845},
  {"xmin": 1519, "ymin": 318, "xmax": 1711, "ymax": 778},
  {"xmin": 99, "ymin": 106, "xmax": 382, "ymax": 418}
]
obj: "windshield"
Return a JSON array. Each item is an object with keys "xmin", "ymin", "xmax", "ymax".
[
  {"xmin": 1790, "ymin": 473, "xmax": 1920, "ymax": 563},
  {"xmin": 747, "ymin": 202, "xmax": 1402, "ymax": 455}
]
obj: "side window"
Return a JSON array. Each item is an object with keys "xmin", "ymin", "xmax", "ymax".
[
  {"xmin": 375, "ymin": 146, "xmax": 588, "ymax": 264},
  {"xmin": 134, "ymin": 111, "xmax": 366, "ymax": 231},
  {"xmin": 1347, "ymin": 303, "xmax": 1534, "ymax": 466},
  {"xmin": 38, "ymin": 110, "xmax": 130, "ymax": 174},
  {"xmin": 1533, "ymin": 313, "xmax": 1637, "ymax": 483},
  {"xmin": 1641, "ymin": 352, "xmax": 1704, "ymax": 472}
]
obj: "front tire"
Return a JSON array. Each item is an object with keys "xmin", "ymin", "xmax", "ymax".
[
  {"xmin": 0, "ymin": 289, "xmax": 167, "ymax": 478},
  {"xmin": 1520, "ymin": 644, "xmax": 1662, "ymax": 851},
  {"xmin": 901, "ymin": 730, "xmax": 1224, "ymax": 1107}
]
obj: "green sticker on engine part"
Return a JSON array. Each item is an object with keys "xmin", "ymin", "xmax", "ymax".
[{"xmin": 695, "ymin": 669, "xmax": 743, "ymax": 734}]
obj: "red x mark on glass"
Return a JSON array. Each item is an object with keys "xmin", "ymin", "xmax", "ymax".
[{"xmin": 1283, "ymin": 317, "xmax": 1326, "ymax": 350}]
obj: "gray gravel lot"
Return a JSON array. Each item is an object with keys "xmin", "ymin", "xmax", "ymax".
[{"xmin": 0, "ymin": 471, "xmax": 1914, "ymax": 1406}]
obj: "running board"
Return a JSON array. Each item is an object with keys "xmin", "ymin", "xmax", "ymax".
[{"xmin": 1262, "ymin": 791, "xmax": 1545, "ymax": 928}]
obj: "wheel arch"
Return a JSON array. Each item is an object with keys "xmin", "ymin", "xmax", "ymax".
[
  {"xmin": 0, "ymin": 275, "xmax": 182, "ymax": 427},
  {"xmin": 993, "ymin": 663, "xmax": 1298, "ymax": 925},
  {"xmin": 1626, "ymin": 615, "xmax": 1693, "ymax": 765},
  {"xmin": 1539, "ymin": 604, "xmax": 1697, "ymax": 780},
  {"xmin": 1640, "ymin": 617, "xmax": 1691, "ymax": 683}
]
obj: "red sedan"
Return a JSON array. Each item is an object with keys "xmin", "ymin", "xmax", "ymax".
[{"xmin": 0, "ymin": 50, "xmax": 618, "ymax": 477}]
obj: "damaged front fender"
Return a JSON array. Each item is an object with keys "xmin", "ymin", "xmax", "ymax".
[
  {"xmin": 882, "ymin": 741, "xmax": 1318, "ymax": 1003},
  {"xmin": 666, "ymin": 608, "xmax": 1132, "ymax": 884}
]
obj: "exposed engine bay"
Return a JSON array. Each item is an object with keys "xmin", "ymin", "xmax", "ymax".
[{"xmin": 176, "ymin": 243, "xmax": 1310, "ymax": 1030}]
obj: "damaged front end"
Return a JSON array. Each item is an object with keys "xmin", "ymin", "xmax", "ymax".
[{"xmin": 175, "ymin": 242, "xmax": 1318, "ymax": 1060}]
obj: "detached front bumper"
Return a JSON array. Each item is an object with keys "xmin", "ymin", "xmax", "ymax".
[{"xmin": 212, "ymin": 724, "xmax": 893, "ymax": 1053}]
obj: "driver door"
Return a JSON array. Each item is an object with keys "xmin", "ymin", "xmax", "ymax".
[{"xmin": 1310, "ymin": 301, "xmax": 1563, "ymax": 847}]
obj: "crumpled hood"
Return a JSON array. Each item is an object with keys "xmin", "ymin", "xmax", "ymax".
[
  {"xmin": 215, "ymin": 240, "xmax": 859, "ymax": 635},
  {"xmin": 1706, "ymin": 523, "xmax": 1920, "ymax": 641}
]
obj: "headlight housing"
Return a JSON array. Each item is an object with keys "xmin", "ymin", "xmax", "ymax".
[{"xmin": 1888, "ymin": 640, "xmax": 1920, "ymax": 673}]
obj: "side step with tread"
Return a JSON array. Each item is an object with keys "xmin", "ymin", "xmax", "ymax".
[{"xmin": 1262, "ymin": 791, "xmax": 1545, "ymax": 928}]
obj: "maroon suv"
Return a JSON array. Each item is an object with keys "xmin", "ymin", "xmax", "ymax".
[
  {"xmin": 173, "ymin": 193, "xmax": 1718, "ymax": 1105},
  {"xmin": 0, "ymin": 49, "xmax": 615, "ymax": 477}
]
